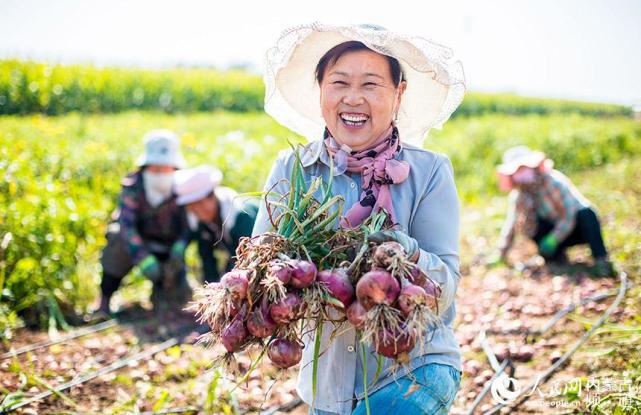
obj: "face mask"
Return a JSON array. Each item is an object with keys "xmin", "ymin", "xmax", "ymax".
[
  {"xmin": 143, "ymin": 171, "xmax": 174, "ymax": 207},
  {"xmin": 511, "ymin": 168, "xmax": 536, "ymax": 184},
  {"xmin": 186, "ymin": 211, "xmax": 199, "ymax": 230}
]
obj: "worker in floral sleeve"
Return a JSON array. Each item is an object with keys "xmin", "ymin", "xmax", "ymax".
[
  {"xmin": 495, "ymin": 146, "xmax": 614, "ymax": 276},
  {"xmin": 98, "ymin": 130, "xmax": 191, "ymax": 313},
  {"xmin": 173, "ymin": 165, "xmax": 258, "ymax": 283}
]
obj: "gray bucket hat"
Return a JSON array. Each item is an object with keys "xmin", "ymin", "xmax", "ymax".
[{"xmin": 136, "ymin": 129, "xmax": 186, "ymax": 168}]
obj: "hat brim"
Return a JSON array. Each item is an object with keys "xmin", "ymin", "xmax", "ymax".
[
  {"xmin": 496, "ymin": 153, "xmax": 546, "ymax": 175},
  {"xmin": 136, "ymin": 154, "xmax": 186, "ymax": 169},
  {"xmin": 176, "ymin": 188, "xmax": 213, "ymax": 206},
  {"xmin": 264, "ymin": 23, "xmax": 466, "ymax": 145}
]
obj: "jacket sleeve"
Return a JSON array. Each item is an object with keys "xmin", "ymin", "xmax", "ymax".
[
  {"xmin": 410, "ymin": 155, "xmax": 460, "ymax": 315},
  {"xmin": 117, "ymin": 181, "xmax": 150, "ymax": 265},
  {"xmin": 176, "ymin": 206, "xmax": 192, "ymax": 248}
]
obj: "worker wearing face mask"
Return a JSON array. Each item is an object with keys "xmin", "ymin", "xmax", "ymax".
[
  {"xmin": 494, "ymin": 146, "xmax": 614, "ymax": 276},
  {"xmin": 98, "ymin": 130, "xmax": 191, "ymax": 314},
  {"xmin": 173, "ymin": 165, "xmax": 258, "ymax": 283}
]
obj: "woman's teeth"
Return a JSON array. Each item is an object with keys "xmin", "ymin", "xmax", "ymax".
[{"xmin": 340, "ymin": 113, "xmax": 369, "ymax": 126}]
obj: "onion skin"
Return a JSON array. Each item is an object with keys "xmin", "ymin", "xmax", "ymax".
[
  {"xmin": 267, "ymin": 338, "xmax": 303, "ymax": 369},
  {"xmin": 269, "ymin": 291, "xmax": 305, "ymax": 324},
  {"xmin": 374, "ymin": 326, "xmax": 416, "ymax": 359},
  {"xmin": 408, "ymin": 266, "xmax": 442, "ymax": 298},
  {"xmin": 408, "ymin": 265, "xmax": 442, "ymax": 299},
  {"xmin": 317, "ymin": 269, "xmax": 354, "ymax": 308},
  {"xmin": 372, "ymin": 241, "xmax": 405, "ymax": 268},
  {"xmin": 346, "ymin": 301, "xmax": 367, "ymax": 329},
  {"xmin": 267, "ymin": 261, "xmax": 292, "ymax": 285},
  {"xmin": 397, "ymin": 284, "xmax": 428, "ymax": 317},
  {"xmin": 246, "ymin": 298, "xmax": 277, "ymax": 338},
  {"xmin": 228, "ymin": 300, "xmax": 241, "ymax": 318},
  {"xmin": 220, "ymin": 270, "xmax": 250, "ymax": 302},
  {"xmin": 289, "ymin": 260, "xmax": 317, "ymax": 289},
  {"xmin": 220, "ymin": 305, "xmax": 249, "ymax": 353},
  {"xmin": 355, "ymin": 270, "xmax": 400, "ymax": 310}
]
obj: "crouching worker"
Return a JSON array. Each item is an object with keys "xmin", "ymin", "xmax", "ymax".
[
  {"xmin": 496, "ymin": 146, "xmax": 614, "ymax": 276},
  {"xmin": 174, "ymin": 166, "xmax": 258, "ymax": 283},
  {"xmin": 99, "ymin": 130, "xmax": 192, "ymax": 314}
]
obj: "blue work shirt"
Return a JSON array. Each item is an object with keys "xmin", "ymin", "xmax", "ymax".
[{"xmin": 253, "ymin": 139, "xmax": 461, "ymax": 414}]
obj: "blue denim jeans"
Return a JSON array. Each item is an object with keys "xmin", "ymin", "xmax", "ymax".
[{"xmin": 309, "ymin": 363, "xmax": 461, "ymax": 415}]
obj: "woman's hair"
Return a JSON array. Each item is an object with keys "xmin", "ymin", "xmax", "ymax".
[{"xmin": 315, "ymin": 41, "xmax": 405, "ymax": 87}]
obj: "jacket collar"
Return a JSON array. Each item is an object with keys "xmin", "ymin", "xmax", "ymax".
[
  {"xmin": 299, "ymin": 137, "xmax": 406, "ymax": 169},
  {"xmin": 300, "ymin": 140, "xmax": 331, "ymax": 168}
]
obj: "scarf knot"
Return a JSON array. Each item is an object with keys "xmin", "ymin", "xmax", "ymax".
[{"xmin": 323, "ymin": 126, "xmax": 410, "ymax": 227}]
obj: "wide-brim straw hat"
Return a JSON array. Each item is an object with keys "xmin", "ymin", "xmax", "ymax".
[
  {"xmin": 497, "ymin": 146, "xmax": 548, "ymax": 176},
  {"xmin": 263, "ymin": 22, "xmax": 466, "ymax": 146}
]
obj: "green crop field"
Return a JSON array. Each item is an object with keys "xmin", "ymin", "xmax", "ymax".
[
  {"xmin": 1, "ymin": 61, "xmax": 640, "ymax": 413},
  {"xmin": 1, "ymin": 60, "xmax": 632, "ymax": 118},
  {"xmin": 1, "ymin": 109, "xmax": 639, "ymax": 332}
]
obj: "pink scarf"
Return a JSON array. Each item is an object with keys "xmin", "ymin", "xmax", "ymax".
[{"xmin": 323, "ymin": 125, "xmax": 410, "ymax": 228}]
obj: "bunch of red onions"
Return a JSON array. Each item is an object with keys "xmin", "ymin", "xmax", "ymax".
[
  {"xmin": 192, "ymin": 256, "xmax": 364, "ymax": 370},
  {"xmin": 347, "ymin": 242, "xmax": 442, "ymax": 363},
  {"xmin": 192, "ymin": 234, "xmax": 442, "ymax": 372}
]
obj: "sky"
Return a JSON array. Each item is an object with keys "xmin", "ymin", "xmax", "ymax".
[{"xmin": 1, "ymin": 0, "xmax": 640, "ymax": 106}]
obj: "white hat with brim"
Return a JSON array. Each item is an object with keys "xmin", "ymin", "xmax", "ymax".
[
  {"xmin": 136, "ymin": 129, "xmax": 186, "ymax": 168},
  {"xmin": 174, "ymin": 165, "xmax": 223, "ymax": 206},
  {"xmin": 263, "ymin": 22, "xmax": 466, "ymax": 146},
  {"xmin": 497, "ymin": 146, "xmax": 547, "ymax": 176}
]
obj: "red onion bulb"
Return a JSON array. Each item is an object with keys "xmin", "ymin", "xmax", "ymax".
[
  {"xmin": 317, "ymin": 269, "xmax": 354, "ymax": 308},
  {"xmin": 267, "ymin": 338, "xmax": 303, "ymax": 369},
  {"xmin": 269, "ymin": 291, "xmax": 305, "ymax": 324},
  {"xmin": 246, "ymin": 297, "xmax": 277, "ymax": 338},
  {"xmin": 355, "ymin": 270, "xmax": 400, "ymax": 310},
  {"xmin": 288, "ymin": 260, "xmax": 317, "ymax": 289},
  {"xmin": 346, "ymin": 301, "xmax": 367, "ymax": 329},
  {"xmin": 220, "ymin": 269, "xmax": 250, "ymax": 302},
  {"xmin": 397, "ymin": 284, "xmax": 428, "ymax": 317}
]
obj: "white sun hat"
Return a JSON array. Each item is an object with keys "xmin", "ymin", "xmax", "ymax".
[
  {"xmin": 136, "ymin": 129, "xmax": 186, "ymax": 168},
  {"xmin": 174, "ymin": 165, "xmax": 223, "ymax": 205},
  {"xmin": 263, "ymin": 22, "xmax": 466, "ymax": 146},
  {"xmin": 497, "ymin": 146, "xmax": 548, "ymax": 176}
]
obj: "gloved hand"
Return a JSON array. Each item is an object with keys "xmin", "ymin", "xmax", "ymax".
[
  {"xmin": 170, "ymin": 240, "xmax": 187, "ymax": 260},
  {"xmin": 538, "ymin": 234, "xmax": 558, "ymax": 257},
  {"xmin": 368, "ymin": 229, "xmax": 420, "ymax": 262},
  {"xmin": 168, "ymin": 240, "xmax": 187, "ymax": 277},
  {"xmin": 139, "ymin": 254, "xmax": 161, "ymax": 282}
]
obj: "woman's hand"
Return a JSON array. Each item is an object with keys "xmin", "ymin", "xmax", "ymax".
[{"xmin": 368, "ymin": 230, "xmax": 420, "ymax": 262}]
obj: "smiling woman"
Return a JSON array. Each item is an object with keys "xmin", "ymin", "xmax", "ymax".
[
  {"xmin": 316, "ymin": 41, "xmax": 406, "ymax": 152},
  {"xmin": 256, "ymin": 23, "xmax": 467, "ymax": 415}
]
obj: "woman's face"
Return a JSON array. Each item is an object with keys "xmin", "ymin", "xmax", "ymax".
[
  {"xmin": 319, "ymin": 49, "xmax": 406, "ymax": 152},
  {"xmin": 187, "ymin": 194, "xmax": 218, "ymax": 223},
  {"xmin": 146, "ymin": 164, "xmax": 176, "ymax": 173},
  {"xmin": 511, "ymin": 166, "xmax": 537, "ymax": 188}
]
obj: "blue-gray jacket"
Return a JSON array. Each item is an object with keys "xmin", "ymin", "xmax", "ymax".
[{"xmin": 253, "ymin": 140, "xmax": 461, "ymax": 414}]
